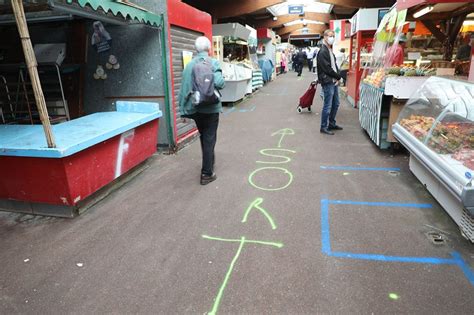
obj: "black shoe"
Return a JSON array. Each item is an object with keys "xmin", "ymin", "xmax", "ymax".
[
  {"xmin": 328, "ymin": 125, "xmax": 343, "ymax": 131},
  {"xmin": 200, "ymin": 173, "xmax": 217, "ymax": 185},
  {"xmin": 320, "ymin": 129, "xmax": 335, "ymax": 135}
]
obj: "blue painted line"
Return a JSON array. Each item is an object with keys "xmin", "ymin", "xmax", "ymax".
[
  {"xmin": 330, "ymin": 251, "xmax": 457, "ymax": 265},
  {"xmin": 321, "ymin": 199, "xmax": 331, "ymax": 254},
  {"xmin": 223, "ymin": 107, "xmax": 237, "ymax": 116},
  {"xmin": 451, "ymin": 251, "xmax": 474, "ymax": 286},
  {"xmin": 328, "ymin": 200, "xmax": 433, "ymax": 209},
  {"xmin": 320, "ymin": 166, "xmax": 401, "ymax": 172},
  {"xmin": 239, "ymin": 105, "xmax": 256, "ymax": 113}
]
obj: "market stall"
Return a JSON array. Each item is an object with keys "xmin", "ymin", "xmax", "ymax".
[
  {"xmin": 246, "ymin": 25, "xmax": 263, "ymax": 93},
  {"xmin": 346, "ymin": 8, "xmax": 389, "ymax": 107},
  {"xmin": 212, "ymin": 23, "xmax": 253, "ymax": 103},
  {"xmin": 393, "ymin": 77, "xmax": 474, "ymax": 242},
  {"xmin": 0, "ymin": 0, "xmax": 165, "ymax": 216},
  {"xmin": 358, "ymin": 1, "xmax": 473, "ymax": 150},
  {"xmin": 257, "ymin": 27, "xmax": 276, "ymax": 83},
  {"xmin": 166, "ymin": 0, "xmax": 213, "ymax": 145}
]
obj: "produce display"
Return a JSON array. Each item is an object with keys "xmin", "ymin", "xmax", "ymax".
[
  {"xmin": 387, "ymin": 65, "xmax": 436, "ymax": 77},
  {"xmin": 400, "ymin": 114, "xmax": 474, "ymax": 170},
  {"xmin": 363, "ymin": 68, "xmax": 385, "ymax": 88},
  {"xmin": 363, "ymin": 65, "xmax": 437, "ymax": 89}
]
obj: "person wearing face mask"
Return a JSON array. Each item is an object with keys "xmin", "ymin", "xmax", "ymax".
[{"xmin": 317, "ymin": 29, "xmax": 343, "ymax": 135}]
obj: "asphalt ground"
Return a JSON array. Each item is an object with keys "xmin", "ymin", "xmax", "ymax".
[{"xmin": 1, "ymin": 70, "xmax": 473, "ymax": 314}]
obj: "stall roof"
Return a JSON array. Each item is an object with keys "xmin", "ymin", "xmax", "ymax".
[
  {"xmin": 0, "ymin": 0, "xmax": 162, "ymax": 26},
  {"xmin": 61, "ymin": 0, "xmax": 162, "ymax": 26},
  {"xmin": 399, "ymin": 1, "xmax": 474, "ymax": 21},
  {"xmin": 397, "ymin": 0, "xmax": 473, "ymax": 13}
]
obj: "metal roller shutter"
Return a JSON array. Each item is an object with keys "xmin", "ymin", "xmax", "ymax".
[{"xmin": 170, "ymin": 25, "xmax": 200, "ymax": 139}]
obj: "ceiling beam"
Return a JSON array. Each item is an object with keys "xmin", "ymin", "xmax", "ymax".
[
  {"xmin": 253, "ymin": 12, "xmax": 331, "ymax": 28},
  {"xmin": 210, "ymin": 0, "xmax": 284, "ymax": 19},
  {"xmin": 277, "ymin": 24, "xmax": 327, "ymax": 36},
  {"xmin": 318, "ymin": 0, "xmax": 394, "ymax": 8}
]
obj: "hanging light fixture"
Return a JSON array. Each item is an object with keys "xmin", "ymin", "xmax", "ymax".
[{"xmin": 413, "ymin": 5, "xmax": 434, "ymax": 19}]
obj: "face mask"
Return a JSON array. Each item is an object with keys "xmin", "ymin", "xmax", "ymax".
[{"xmin": 327, "ymin": 36, "xmax": 335, "ymax": 45}]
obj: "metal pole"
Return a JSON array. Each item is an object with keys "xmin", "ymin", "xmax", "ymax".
[{"xmin": 11, "ymin": 0, "xmax": 56, "ymax": 148}]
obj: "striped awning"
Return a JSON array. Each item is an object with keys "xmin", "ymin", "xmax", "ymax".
[
  {"xmin": 0, "ymin": 1, "xmax": 162, "ymax": 26},
  {"xmin": 59, "ymin": 0, "xmax": 162, "ymax": 26},
  {"xmin": 63, "ymin": 0, "xmax": 161, "ymax": 26}
]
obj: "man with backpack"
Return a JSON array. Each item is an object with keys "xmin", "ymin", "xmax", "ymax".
[{"xmin": 178, "ymin": 36, "xmax": 225, "ymax": 185}]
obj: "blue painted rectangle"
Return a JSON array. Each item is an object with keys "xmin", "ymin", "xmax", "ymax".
[
  {"xmin": 320, "ymin": 166, "xmax": 401, "ymax": 172},
  {"xmin": 320, "ymin": 198, "xmax": 474, "ymax": 287},
  {"xmin": 0, "ymin": 102, "xmax": 162, "ymax": 158}
]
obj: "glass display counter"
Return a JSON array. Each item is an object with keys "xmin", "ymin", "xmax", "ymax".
[{"xmin": 393, "ymin": 77, "xmax": 474, "ymax": 241}]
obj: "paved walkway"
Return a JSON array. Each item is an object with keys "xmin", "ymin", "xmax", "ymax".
[{"xmin": 1, "ymin": 71, "xmax": 473, "ymax": 314}]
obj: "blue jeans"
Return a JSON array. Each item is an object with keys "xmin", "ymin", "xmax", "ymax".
[{"xmin": 321, "ymin": 83, "xmax": 340, "ymax": 130}]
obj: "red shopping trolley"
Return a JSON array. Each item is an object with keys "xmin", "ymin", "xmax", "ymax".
[{"xmin": 297, "ymin": 81, "xmax": 317, "ymax": 113}]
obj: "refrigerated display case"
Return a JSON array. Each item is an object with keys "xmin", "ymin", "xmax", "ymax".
[
  {"xmin": 393, "ymin": 77, "xmax": 474, "ymax": 241},
  {"xmin": 220, "ymin": 62, "xmax": 252, "ymax": 102}
]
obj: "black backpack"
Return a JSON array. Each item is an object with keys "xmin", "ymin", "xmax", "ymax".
[{"xmin": 191, "ymin": 58, "xmax": 221, "ymax": 106}]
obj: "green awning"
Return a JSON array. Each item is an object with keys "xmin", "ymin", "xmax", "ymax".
[
  {"xmin": 62, "ymin": 0, "xmax": 162, "ymax": 26},
  {"xmin": 0, "ymin": 1, "xmax": 162, "ymax": 27}
]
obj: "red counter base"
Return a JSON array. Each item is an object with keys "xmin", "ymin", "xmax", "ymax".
[
  {"xmin": 346, "ymin": 69, "xmax": 364, "ymax": 107},
  {"xmin": 0, "ymin": 120, "xmax": 158, "ymax": 217}
]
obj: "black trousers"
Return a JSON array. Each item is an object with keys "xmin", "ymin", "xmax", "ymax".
[
  {"xmin": 296, "ymin": 62, "xmax": 303, "ymax": 76},
  {"xmin": 307, "ymin": 59, "xmax": 313, "ymax": 71},
  {"xmin": 191, "ymin": 112, "xmax": 219, "ymax": 176}
]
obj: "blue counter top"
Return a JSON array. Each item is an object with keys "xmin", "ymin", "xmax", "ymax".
[{"xmin": 0, "ymin": 101, "xmax": 162, "ymax": 158}]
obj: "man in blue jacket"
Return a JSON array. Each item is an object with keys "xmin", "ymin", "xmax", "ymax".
[
  {"xmin": 179, "ymin": 36, "xmax": 225, "ymax": 185},
  {"xmin": 317, "ymin": 30, "xmax": 343, "ymax": 135}
]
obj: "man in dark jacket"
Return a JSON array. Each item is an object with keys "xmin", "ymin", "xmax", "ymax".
[
  {"xmin": 317, "ymin": 30, "xmax": 343, "ymax": 135},
  {"xmin": 295, "ymin": 49, "xmax": 306, "ymax": 76}
]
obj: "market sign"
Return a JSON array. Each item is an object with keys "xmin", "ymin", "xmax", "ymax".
[{"xmin": 288, "ymin": 5, "xmax": 304, "ymax": 15}]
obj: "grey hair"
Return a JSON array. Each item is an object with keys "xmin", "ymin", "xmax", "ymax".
[
  {"xmin": 195, "ymin": 36, "xmax": 211, "ymax": 52},
  {"xmin": 323, "ymin": 29, "xmax": 335, "ymax": 37}
]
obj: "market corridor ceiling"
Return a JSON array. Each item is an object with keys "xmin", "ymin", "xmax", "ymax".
[{"xmin": 182, "ymin": 0, "xmax": 396, "ymax": 39}]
